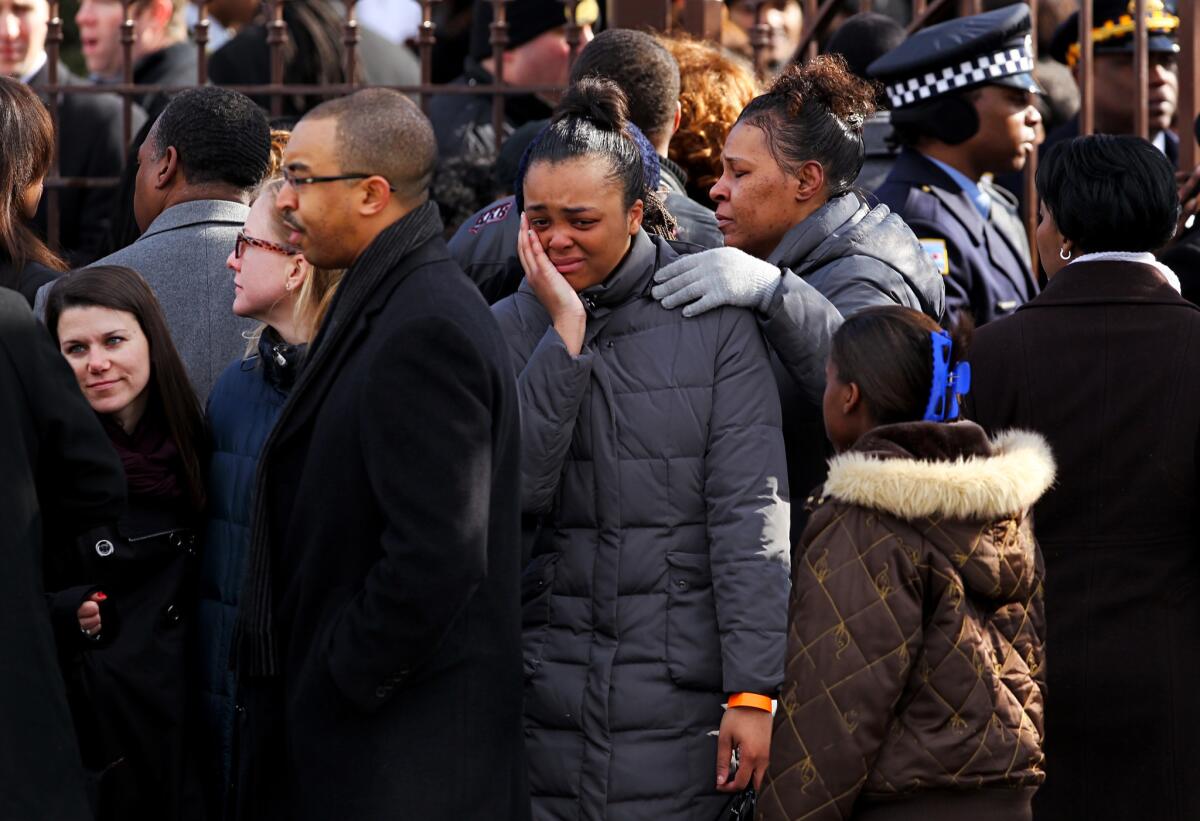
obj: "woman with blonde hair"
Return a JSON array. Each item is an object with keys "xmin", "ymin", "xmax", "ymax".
[{"xmin": 194, "ymin": 174, "xmax": 343, "ymax": 817}]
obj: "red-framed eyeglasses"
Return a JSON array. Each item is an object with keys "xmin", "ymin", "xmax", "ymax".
[{"xmin": 235, "ymin": 231, "xmax": 300, "ymax": 259}]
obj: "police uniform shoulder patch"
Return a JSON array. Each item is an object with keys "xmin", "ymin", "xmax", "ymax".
[
  {"xmin": 467, "ymin": 200, "xmax": 513, "ymax": 235},
  {"xmin": 919, "ymin": 238, "xmax": 950, "ymax": 276}
]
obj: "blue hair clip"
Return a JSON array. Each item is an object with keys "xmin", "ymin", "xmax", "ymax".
[{"xmin": 922, "ymin": 329, "xmax": 972, "ymax": 422}]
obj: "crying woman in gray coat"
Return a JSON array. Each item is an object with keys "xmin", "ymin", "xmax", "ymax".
[{"xmin": 491, "ymin": 77, "xmax": 792, "ymax": 820}]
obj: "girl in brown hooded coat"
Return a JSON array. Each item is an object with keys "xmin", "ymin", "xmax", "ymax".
[{"xmin": 758, "ymin": 306, "xmax": 1055, "ymax": 821}]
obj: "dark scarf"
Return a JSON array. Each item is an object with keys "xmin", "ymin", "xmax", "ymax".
[
  {"xmin": 233, "ymin": 200, "xmax": 444, "ymax": 678},
  {"xmin": 101, "ymin": 405, "xmax": 184, "ymax": 501}
]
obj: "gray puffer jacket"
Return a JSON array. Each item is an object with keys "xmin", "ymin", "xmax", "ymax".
[
  {"xmin": 769, "ymin": 190, "xmax": 945, "ymax": 323},
  {"xmin": 492, "ymin": 231, "xmax": 791, "ymax": 821}
]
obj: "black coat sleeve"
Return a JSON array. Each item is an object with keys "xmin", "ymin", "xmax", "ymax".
[
  {"xmin": 0, "ymin": 293, "xmax": 126, "ymax": 532},
  {"xmin": 324, "ymin": 316, "xmax": 498, "ymax": 711}
]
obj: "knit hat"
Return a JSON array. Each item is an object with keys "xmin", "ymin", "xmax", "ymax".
[{"xmin": 469, "ymin": 0, "xmax": 600, "ymax": 62}]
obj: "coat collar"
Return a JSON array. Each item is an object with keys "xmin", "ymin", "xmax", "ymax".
[
  {"xmin": 138, "ymin": 199, "xmax": 250, "ymax": 241},
  {"xmin": 658, "ymin": 155, "xmax": 689, "ymax": 195},
  {"xmin": 1021, "ymin": 259, "xmax": 1199, "ymax": 310},
  {"xmin": 888, "ymin": 149, "xmax": 986, "ymax": 244},
  {"xmin": 824, "ymin": 424, "xmax": 1055, "ymax": 521},
  {"xmin": 766, "ymin": 191, "xmax": 864, "ymax": 269},
  {"xmin": 576, "ymin": 229, "xmax": 658, "ymax": 317}
]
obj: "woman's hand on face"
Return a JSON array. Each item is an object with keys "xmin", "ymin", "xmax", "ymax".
[
  {"xmin": 518, "ymin": 213, "xmax": 586, "ymax": 356},
  {"xmin": 716, "ymin": 704, "xmax": 772, "ymax": 793},
  {"xmin": 77, "ymin": 591, "xmax": 106, "ymax": 638}
]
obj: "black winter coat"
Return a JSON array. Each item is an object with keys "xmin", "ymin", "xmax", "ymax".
[
  {"xmin": 45, "ymin": 409, "xmax": 203, "ymax": 821},
  {"xmin": 0, "ymin": 287, "xmax": 125, "ymax": 821},
  {"xmin": 966, "ymin": 260, "xmax": 1200, "ymax": 821},
  {"xmin": 231, "ymin": 212, "xmax": 529, "ymax": 820}
]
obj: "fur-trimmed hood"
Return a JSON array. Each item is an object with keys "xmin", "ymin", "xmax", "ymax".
[
  {"xmin": 815, "ymin": 421, "xmax": 1055, "ymax": 602},
  {"xmin": 823, "ymin": 422, "xmax": 1055, "ymax": 522}
]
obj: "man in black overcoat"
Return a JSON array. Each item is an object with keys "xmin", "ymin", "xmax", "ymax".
[
  {"xmin": 0, "ymin": 287, "xmax": 126, "ymax": 821},
  {"xmin": 230, "ymin": 89, "xmax": 529, "ymax": 820}
]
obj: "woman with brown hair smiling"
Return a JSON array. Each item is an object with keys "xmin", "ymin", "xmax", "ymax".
[{"xmin": 45, "ymin": 266, "xmax": 206, "ymax": 821}]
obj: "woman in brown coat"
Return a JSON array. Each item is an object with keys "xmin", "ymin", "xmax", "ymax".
[
  {"xmin": 759, "ymin": 306, "xmax": 1055, "ymax": 821},
  {"xmin": 967, "ymin": 134, "xmax": 1200, "ymax": 821}
]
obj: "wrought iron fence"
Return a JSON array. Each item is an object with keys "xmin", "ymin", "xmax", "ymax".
[{"xmin": 31, "ymin": 0, "xmax": 1200, "ymax": 270}]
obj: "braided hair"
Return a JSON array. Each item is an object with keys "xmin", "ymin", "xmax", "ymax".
[{"xmin": 516, "ymin": 77, "xmax": 677, "ymax": 239}]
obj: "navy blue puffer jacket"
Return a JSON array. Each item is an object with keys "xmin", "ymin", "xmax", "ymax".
[{"xmin": 194, "ymin": 331, "xmax": 304, "ymax": 815}]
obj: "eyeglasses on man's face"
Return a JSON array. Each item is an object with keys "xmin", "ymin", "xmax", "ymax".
[
  {"xmin": 235, "ymin": 231, "xmax": 299, "ymax": 259},
  {"xmin": 280, "ymin": 168, "xmax": 398, "ymax": 193}
]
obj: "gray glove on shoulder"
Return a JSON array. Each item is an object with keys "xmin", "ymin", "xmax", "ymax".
[{"xmin": 651, "ymin": 247, "xmax": 783, "ymax": 317}]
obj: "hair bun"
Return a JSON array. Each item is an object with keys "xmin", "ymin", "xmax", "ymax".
[
  {"xmin": 554, "ymin": 76, "xmax": 631, "ymax": 133},
  {"xmin": 769, "ymin": 54, "xmax": 876, "ymax": 134}
]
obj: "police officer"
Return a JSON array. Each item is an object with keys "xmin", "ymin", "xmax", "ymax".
[
  {"xmin": 1045, "ymin": 0, "xmax": 1180, "ymax": 161},
  {"xmin": 870, "ymin": 3, "xmax": 1042, "ymax": 325}
]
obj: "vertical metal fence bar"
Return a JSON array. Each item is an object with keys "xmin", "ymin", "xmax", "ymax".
[
  {"xmin": 418, "ymin": 0, "xmax": 437, "ymax": 114},
  {"xmin": 195, "ymin": 0, "xmax": 210, "ymax": 84},
  {"xmin": 804, "ymin": 0, "xmax": 819, "ymax": 61},
  {"xmin": 957, "ymin": 0, "xmax": 981, "ymax": 16},
  {"xmin": 565, "ymin": 0, "xmax": 582, "ymax": 72},
  {"xmin": 1179, "ymin": 0, "xmax": 1199, "ymax": 171},
  {"xmin": 490, "ymin": 0, "xmax": 510, "ymax": 155},
  {"xmin": 267, "ymin": 0, "xmax": 287, "ymax": 118},
  {"xmin": 751, "ymin": 0, "xmax": 771, "ymax": 81},
  {"xmin": 121, "ymin": 0, "xmax": 135, "ymax": 149},
  {"xmin": 344, "ymin": 0, "xmax": 361, "ymax": 86},
  {"xmin": 47, "ymin": 1, "xmax": 62, "ymax": 252},
  {"xmin": 1024, "ymin": 0, "xmax": 1039, "ymax": 269},
  {"xmin": 1133, "ymin": 0, "xmax": 1149, "ymax": 140},
  {"xmin": 683, "ymin": 0, "xmax": 721, "ymax": 39},
  {"xmin": 1079, "ymin": 0, "xmax": 1094, "ymax": 135}
]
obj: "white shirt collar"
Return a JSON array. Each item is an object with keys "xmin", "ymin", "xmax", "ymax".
[
  {"xmin": 1071, "ymin": 250, "xmax": 1181, "ymax": 293},
  {"xmin": 19, "ymin": 51, "xmax": 48, "ymax": 84}
]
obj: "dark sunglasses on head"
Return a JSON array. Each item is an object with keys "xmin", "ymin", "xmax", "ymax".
[{"xmin": 235, "ymin": 231, "xmax": 299, "ymax": 259}]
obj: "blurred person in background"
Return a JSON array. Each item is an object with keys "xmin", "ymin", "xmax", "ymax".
[
  {"xmin": 1044, "ymin": 0, "xmax": 1180, "ymax": 164},
  {"xmin": 75, "ymin": 0, "xmax": 197, "ymax": 119},
  {"xmin": 429, "ymin": 0, "xmax": 597, "ymax": 165},
  {"xmin": 724, "ymin": 0, "xmax": 803, "ymax": 73},
  {"xmin": 207, "ymin": 0, "xmax": 420, "ymax": 117},
  {"xmin": 45, "ymin": 265, "xmax": 207, "ymax": 821}
]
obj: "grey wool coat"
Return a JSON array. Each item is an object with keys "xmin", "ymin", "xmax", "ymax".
[
  {"xmin": 36, "ymin": 199, "xmax": 254, "ymax": 400},
  {"xmin": 492, "ymin": 231, "xmax": 791, "ymax": 821}
]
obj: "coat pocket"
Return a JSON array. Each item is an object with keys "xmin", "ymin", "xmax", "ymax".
[
  {"xmin": 665, "ymin": 551, "xmax": 723, "ymax": 691},
  {"xmin": 521, "ymin": 552, "xmax": 560, "ymax": 679}
]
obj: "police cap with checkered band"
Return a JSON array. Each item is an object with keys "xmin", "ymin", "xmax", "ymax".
[{"xmin": 868, "ymin": 3, "xmax": 1043, "ymax": 113}]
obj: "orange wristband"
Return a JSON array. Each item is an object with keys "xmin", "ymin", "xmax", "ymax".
[{"xmin": 728, "ymin": 692, "xmax": 773, "ymax": 712}]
